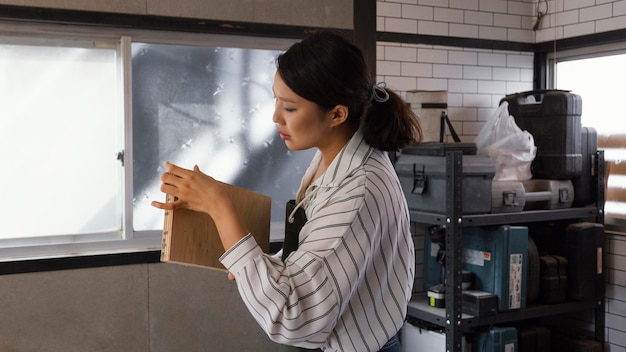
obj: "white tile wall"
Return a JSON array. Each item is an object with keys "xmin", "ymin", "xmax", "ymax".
[
  {"xmin": 378, "ymin": 1, "xmax": 626, "ymax": 350},
  {"xmin": 616, "ymin": 1, "xmax": 626, "ymax": 16},
  {"xmin": 449, "ymin": 0, "xmax": 479, "ymax": 11},
  {"xmin": 597, "ymin": 15, "xmax": 626, "ymax": 32},
  {"xmin": 537, "ymin": 0, "xmax": 626, "ymax": 41},
  {"xmin": 379, "ymin": 0, "xmax": 535, "ymax": 41},
  {"xmin": 449, "ymin": 23, "xmax": 480, "ymax": 38},
  {"xmin": 377, "ymin": 40, "xmax": 532, "ymax": 141},
  {"xmin": 465, "ymin": 10, "xmax": 493, "ymax": 25},
  {"xmin": 607, "ymin": 234, "xmax": 626, "ymax": 350}
]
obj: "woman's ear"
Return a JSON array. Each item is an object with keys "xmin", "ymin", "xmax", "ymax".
[{"xmin": 329, "ymin": 105, "xmax": 349, "ymax": 127}]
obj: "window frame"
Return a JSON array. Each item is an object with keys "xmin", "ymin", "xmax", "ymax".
[
  {"xmin": 546, "ymin": 41, "xmax": 626, "ymax": 235},
  {"xmin": 0, "ymin": 19, "xmax": 298, "ymax": 266}
]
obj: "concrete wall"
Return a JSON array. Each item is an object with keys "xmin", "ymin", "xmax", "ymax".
[
  {"xmin": 0, "ymin": 263, "xmax": 276, "ymax": 351},
  {"xmin": 0, "ymin": 0, "xmax": 353, "ymax": 28}
]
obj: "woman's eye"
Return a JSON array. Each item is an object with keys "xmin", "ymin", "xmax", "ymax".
[{"xmin": 284, "ymin": 108, "xmax": 296, "ymax": 112}]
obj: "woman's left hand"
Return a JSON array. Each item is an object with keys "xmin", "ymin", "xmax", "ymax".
[
  {"xmin": 151, "ymin": 162, "xmax": 231, "ymax": 219},
  {"xmin": 151, "ymin": 161, "xmax": 249, "ymax": 253}
]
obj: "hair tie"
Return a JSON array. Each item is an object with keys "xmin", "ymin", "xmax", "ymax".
[{"xmin": 370, "ymin": 82, "xmax": 390, "ymax": 103}]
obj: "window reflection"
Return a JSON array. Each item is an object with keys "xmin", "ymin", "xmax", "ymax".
[{"xmin": 131, "ymin": 42, "xmax": 314, "ymax": 241}]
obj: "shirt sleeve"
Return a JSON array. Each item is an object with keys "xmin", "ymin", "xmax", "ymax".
[{"xmin": 219, "ymin": 231, "xmax": 339, "ymax": 348}]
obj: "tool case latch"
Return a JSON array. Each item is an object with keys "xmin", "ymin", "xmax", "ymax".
[
  {"xmin": 503, "ymin": 191, "xmax": 519, "ymax": 206},
  {"xmin": 558, "ymin": 187, "xmax": 570, "ymax": 203},
  {"xmin": 412, "ymin": 164, "xmax": 426, "ymax": 194}
]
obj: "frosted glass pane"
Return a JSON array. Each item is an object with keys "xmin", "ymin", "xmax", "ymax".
[
  {"xmin": 556, "ymin": 53, "xmax": 626, "ymax": 218},
  {"xmin": 131, "ymin": 43, "xmax": 314, "ymax": 240},
  {"xmin": 0, "ymin": 37, "xmax": 123, "ymax": 239},
  {"xmin": 556, "ymin": 54, "xmax": 626, "ymax": 136}
]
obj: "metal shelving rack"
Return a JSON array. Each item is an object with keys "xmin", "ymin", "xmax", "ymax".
[{"xmin": 406, "ymin": 150, "xmax": 606, "ymax": 352}]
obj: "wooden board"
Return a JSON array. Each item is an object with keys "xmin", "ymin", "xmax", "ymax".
[{"xmin": 161, "ymin": 182, "xmax": 271, "ymax": 271}]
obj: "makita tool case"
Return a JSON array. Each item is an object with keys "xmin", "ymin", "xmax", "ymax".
[
  {"xmin": 395, "ymin": 154, "xmax": 495, "ymax": 215},
  {"xmin": 424, "ymin": 225, "xmax": 528, "ymax": 312},
  {"xmin": 463, "ymin": 226, "xmax": 528, "ymax": 312},
  {"xmin": 500, "ymin": 90, "xmax": 582, "ymax": 179}
]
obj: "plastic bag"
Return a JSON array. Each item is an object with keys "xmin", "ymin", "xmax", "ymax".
[{"xmin": 474, "ymin": 101, "xmax": 536, "ymax": 181}]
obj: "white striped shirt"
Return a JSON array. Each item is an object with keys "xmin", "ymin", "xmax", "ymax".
[{"xmin": 220, "ymin": 129, "xmax": 414, "ymax": 352}]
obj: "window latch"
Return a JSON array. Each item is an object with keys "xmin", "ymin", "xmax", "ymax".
[{"xmin": 117, "ymin": 150, "xmax": 125, "ymax": 166}]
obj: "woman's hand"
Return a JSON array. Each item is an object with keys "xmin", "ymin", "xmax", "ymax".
[
  {"xmin": 151, "ymin": 162, "xmax": 229, "ymax": 217},
  {"xmin": 151, "ymin": 162, "xmax": 249, "ymax": 253}
]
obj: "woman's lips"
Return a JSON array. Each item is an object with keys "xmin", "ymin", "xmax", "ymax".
[{"xmin": 279, "ymin": 131, "xmax": 290, "ymax": 140}]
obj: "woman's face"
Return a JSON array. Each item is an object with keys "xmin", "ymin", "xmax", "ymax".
[{"xmin": 272, "ymin": 72, "xmax": 334, "ymax": 151}]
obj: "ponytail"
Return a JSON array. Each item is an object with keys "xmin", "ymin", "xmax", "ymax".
[{"xmin": 361, "ymin": 86, "xmax": 423, "ymax": 151}]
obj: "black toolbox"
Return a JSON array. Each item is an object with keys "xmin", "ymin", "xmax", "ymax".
[
  {"xmin": 552, "ymin": 333, "xmax": 602, "ymax": 352},
  {"xmin": 566, "ymin": 222, "xmax": 605, "ymax": 301},
  {"xmin": 501, "ymin": 90, "xmax": 583, "ymax": 179},
  {"xmin": 518, "ymin": 326, "xmax": 551, "ymax": 352},
  {"xmin": 539, "ymin": 254, "xmax": 569, "ymax": 304},
  {"xmin": 572, "ymin": 126, "xmax": 598, "ymax": 206}
]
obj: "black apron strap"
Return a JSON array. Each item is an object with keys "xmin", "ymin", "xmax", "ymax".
[
  {"xmin": 280, "ymin": 201, "xmax": 321, "ymax": 351},
  {"xmin": 279, "ymin": 345, "xmax": 323, "ymax": 352},
  {"xmin": 282, "ymin": 200, "xmax": 307, "ymax": 262}
]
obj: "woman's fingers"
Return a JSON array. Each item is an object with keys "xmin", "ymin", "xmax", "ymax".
[
  {"xmin": 151, "ymin": 199, "xmax": 173, "ymax": 210},
  {"xmin": 152, "ymin": 162, "xmax": 226, "ymax": 216}
]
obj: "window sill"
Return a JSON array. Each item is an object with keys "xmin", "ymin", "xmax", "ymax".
[
  {"xmin": 604, "ymin": 216, "xmax": 626, "ymax": 237},
  {"xmin": 0, "ymin": 236, "xmax": 163, "ymax": 275},
  {"xmin": 0, "ymin": 250, "xmax": 161, "ymax": 275}
]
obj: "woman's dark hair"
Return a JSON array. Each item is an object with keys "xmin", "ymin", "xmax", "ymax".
[{"xmin": 277, "ymin": 30, "xmax": 422, "ymax": 151}]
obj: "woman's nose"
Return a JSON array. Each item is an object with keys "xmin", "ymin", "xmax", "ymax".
[{"xmin": 272, "ymin": 109, "xmax": 281, "ymax": 124}]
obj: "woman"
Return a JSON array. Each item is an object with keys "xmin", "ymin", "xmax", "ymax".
[{"xmin": 152, "ymin": 30, "xmax": 422, "ymax": 352}]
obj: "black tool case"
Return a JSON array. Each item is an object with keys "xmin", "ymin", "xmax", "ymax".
[
  {"xmin": 501, "ymin": 90, "xmax": 583, "ymax": 179},
  {"xmin": 552, "ymin": 333, "xmax": 602, "ymax": 352},
  {"xmin": 572, "ymin": 126, "xmax": 598, "ymax": 206},
  {"xmin": 539, "ymin": 254, "xmax": 569, "ymax": 304},
  {"xmin": 566, "ymin": 222, "xmax": 605, "ymax": 301},
  {"xmin": 402, "ymin": 142, "xmax": 476, "ymax": 156},
  {"xmin": 517, "ymin": 326, "xmax": 551, "ymax": 352}
]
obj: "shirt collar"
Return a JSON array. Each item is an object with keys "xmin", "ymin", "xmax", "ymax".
[{"xmin": 306, "ymin": 128, "xmax": 373, "ymax": 190}]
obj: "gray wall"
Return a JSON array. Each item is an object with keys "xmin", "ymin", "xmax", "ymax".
[
  {"xmin": 0, "ymin": 263, "xmax": 275, "ymax": 351},
  {"xmin": 0, "ymin": 0, "xmax": 353, "ymax": 28}
]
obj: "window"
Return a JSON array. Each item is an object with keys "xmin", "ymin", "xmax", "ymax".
[
  {"xmin": 0, "ymin": 35, "xmax": 126, "ymax": 260},
  {"xmin": 549, "ymin": 43, "xmax": 626, "ymax": 230},
  {"xmin": 0, "ymin": 23, "xmax": 310, "ymax": 261},
  {"xmin": 130, "ymin": 41, "xmax": 315, "ymax": 240}
]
